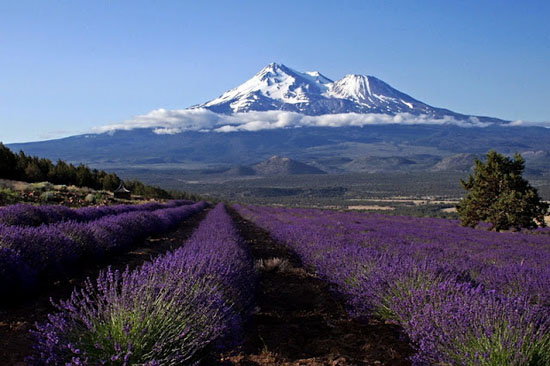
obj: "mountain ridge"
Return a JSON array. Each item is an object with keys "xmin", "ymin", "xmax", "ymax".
[
  {"xmin": 9, "ymin": 124, "xmax": 550, "ymax": 175},
  {"xmin": 196, "ymin": 62, "xmax": 506, "ymax": 124}
]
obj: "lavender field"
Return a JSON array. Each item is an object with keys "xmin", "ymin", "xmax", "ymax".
[
  {"xmin": 5, "ymin": 2, "xmax": 550, "ymax": 363},
  {"xmin": 2, "ymin": 200, "xmax": 550, "ymax": 365},
  {"xmin": 0, "ymin": 200, "xmax": 195, "ymax": 227},
  {"xmin": 30, "ymin": 203, "xmax": 256, "ymax": 365},
  {"xmin": 0, "ymin": 200, "xmax": 207, "ymax": 299},
  {"xmin": 235, "ymin": 205, "xmax": 550, "ymax": 365}
]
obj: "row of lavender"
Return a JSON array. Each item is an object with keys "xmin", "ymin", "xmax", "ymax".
[
  {"xmin": 31, "ymin": 203, "xmax": 257, "ymax": 366},
  {"xmin": 235, "ymin": 205, "xmax": 550, "ymax": 366},
  {"xmin": 0, "ymin": 201, "xmax": 207, "ymax": 299},
  {"xmin": 0, "ymin": 200, "xmax": 194, "ymax": 227}
]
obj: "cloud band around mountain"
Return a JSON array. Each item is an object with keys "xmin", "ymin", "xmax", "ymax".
[{"xmin": 94, "ymin": 108, "xmax": 500, "ymax": 135}]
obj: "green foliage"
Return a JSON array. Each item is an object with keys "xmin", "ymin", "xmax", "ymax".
[
  {"xmin": 123, "ymin": 179, "xmax": 172, "ymax": 199},
  {"xmin": 0, "ymin": 187, "xmax": 19, "ymax": 204},
  {"xmin": 0, "ymin": 143, "xmax": 19, "ymax": 180},
  {"xmin": 29, "ymin": 182, "xmax": 54, "ymax": 192},
  {"xmin": 456, "ymin": 150, "xmax": 548, "ymax": 231},
  {"xmin": 0, "ymin": 142, "xmax": 178, "ymax": 200},
  {"xmin": 101, "ymin": 173, "xmax": 121, "ymax": 191},
  {"xmin": 39, "ymin": 191, "xmax": 57, "ymax": 202}
]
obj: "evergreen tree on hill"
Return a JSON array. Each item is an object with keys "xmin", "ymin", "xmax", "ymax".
[{"xmin": 456, "ymin": 150, "xmax": 548, "ymax": 231}]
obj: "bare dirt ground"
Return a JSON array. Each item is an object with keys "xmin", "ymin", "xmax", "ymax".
[
  {"xmin": 220, "ymin": 211, "xmax": 413, "ymax": 366},
  {"xmin": 0, "ymin": 209, "xmax": 208, "ymax": 366}
]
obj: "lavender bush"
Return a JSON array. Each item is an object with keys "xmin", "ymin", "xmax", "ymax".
[
  {"xmin": 0, "ymin": 201, "xmax": 207, "ymax": 299},
  {"xmin": 30, "ymin": 203, "xmax": 256, "ymax": 366},
  {"xmin": 0, "ymin": 200, "xmax": 194, "ymax": 227},
  {"xmin": 235, "ymin": 205, "xmax": 550, "ymax": 365},
  {"xmin": 0, "ymin": 246, "xmax": 36, "ymax": 294}
]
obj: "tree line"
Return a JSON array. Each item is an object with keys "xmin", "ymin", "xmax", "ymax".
[{"xmin": 0, "ymin": 143, "xmax": 190, "ymax": 200}]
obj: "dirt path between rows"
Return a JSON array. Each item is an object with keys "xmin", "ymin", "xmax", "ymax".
[
  {"xmin": 222, "ymin": 211, "xmax": 412, "ymax": 366},
  {"xmin": 0, "ymin": 208, "xmax": 208, "ymax": 366}
]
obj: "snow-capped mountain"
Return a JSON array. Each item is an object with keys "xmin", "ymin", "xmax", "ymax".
[
  {"xmin": 197, "ymin": 62, "xmax": 504, "ymax": 123},
  {"xmin": 199, "ymin": 63, "xmax": 334, "ymax": 114},
  {"xmin": 10, "ymin": 61, "xmax": 550, "ymax": 175}
]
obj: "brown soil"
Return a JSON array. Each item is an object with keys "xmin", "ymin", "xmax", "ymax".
[
  {"xmin": 219, "ymin": 210, "xmax": 413, "ymax": 366},
  {"xmin": 0, "ymin": 209, "xmax": 208, "ymax": 366}
]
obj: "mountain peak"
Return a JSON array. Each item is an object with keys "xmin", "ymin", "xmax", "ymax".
[
  {"xmin": 258, "ymin": 62, "xmax": 289, "ymax": 75},
  {"xmin": 196, "ymin": 63, "xmax": 505, "ymax": 124},
  {"xmin": 255, "ymin": 62, "xmax": 300, "ymax": 83},
  {"xmin": 200, "ymin": 63, "xmax": 331, "ymax": 114},
  {"xmin": 330, "ymin": 74, "xmax": 374, "ymax": 100}
]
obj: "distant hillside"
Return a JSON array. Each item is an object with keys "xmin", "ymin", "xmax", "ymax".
[
  {"xmin": 252, "ymin": 156, "xmax": 326, "ymax": 176},
  {"xmin": 224, "ymin": 166, "xmax": 257, "ymax": 177},
  {"xmin": 521, "ymin": 150, "xmax": 550, "ymax": 175},
  {"xmin": 345, "ymin": 156, "xmax": 420, "ymax": 173},
  {"xmin": 10, "ymin": 126, "xmax": 550, "ymax": 176},
  {"xmin": 432, "ymin": 153, "xmax": 477, "ymax": 172}
]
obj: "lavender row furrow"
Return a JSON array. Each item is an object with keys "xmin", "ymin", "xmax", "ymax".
[
  {"xmin": 235, "ymin": 205, "xmax": 550, "ymax": 366},
  {"xmin": 0, "ymin": 201, "xmax": 207, "ymax": 298},
  {"xmin": 30, "ymin": 203, "xmax": 256, "ymax": 366},
  {"xmin": 0, "ymin": 199, "xmax": 194, "ymax": 227}
]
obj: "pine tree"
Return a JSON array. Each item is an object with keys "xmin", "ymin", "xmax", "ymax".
[{"xmin": 456, "ymin": 150, "xmax": 548, "ymax": 231}]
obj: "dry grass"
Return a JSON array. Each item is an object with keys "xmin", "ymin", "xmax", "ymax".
[
  {"xmin": 441, "ymin": 207, "xmax": 457, "ymax": 213},
  {"xmin": 347, "ymin": 205, "xmax": 395, "ymax": 211}
]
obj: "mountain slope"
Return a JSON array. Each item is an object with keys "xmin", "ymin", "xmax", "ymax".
[
  {"xmin": 432, "ymin": 153, "xmax": 477, "ymax": 172},
  {"xmin": 196, "ymin": 62, "xmax": 506, "ymax": 123},
  {"xmin": 9, "ymin": 125, "xmax": 550, "ymax": 175},
  {"xmin": 252, "ymin": 156, "xmax": 326, "ymax": 175}
]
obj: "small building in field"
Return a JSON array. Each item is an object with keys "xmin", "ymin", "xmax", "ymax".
[{"xmin": 114, "ymin": 183, "xmax": 131, "ymax": 199}]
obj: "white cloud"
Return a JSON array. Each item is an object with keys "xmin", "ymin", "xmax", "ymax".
[
  {"xmin": 503, "ymin": 120, "xmax": 550, "ymax": 128},
  {"xmin": 93, "ymin": 108, "xmax": 496, "ymax": 135},
  {"xmin": 152, "ymin": 127, "xmax": 183, "ymax": 134}
]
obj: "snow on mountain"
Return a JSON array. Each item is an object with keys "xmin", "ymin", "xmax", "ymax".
[
  {"xmin": 93, "ymin": 62, "xmax": 508, "ymax": 135},
  {"xmin": 327, "ymin": 74, "xmax": 431, "ymax": 114},
  {"xmin": 200, "ymin": 62, "xmax": 333, "ymax": 114},
  {"xmin": 196, "ymin": 62, "xmax": 505, "ymax": 123}
]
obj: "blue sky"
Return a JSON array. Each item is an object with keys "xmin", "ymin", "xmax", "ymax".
[{"xmin": 1, "ymin": 0, "xmax": 549, "ymax": 143}]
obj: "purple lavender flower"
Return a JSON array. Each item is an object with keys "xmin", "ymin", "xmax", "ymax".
[
  {"xmin": 30, "ymin": 203, "xmax": 257, "ymax": 365},
  {"xmin": 0, "ymin": 200, "xmax": 194, "ymax": 227},
  {"xmin": 0, "ymin": 201, "xmax": 207, "ymax": 300},
  {"xmin": 234, "ymin": 204, "xmax": 550, "ymax": 365}
]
